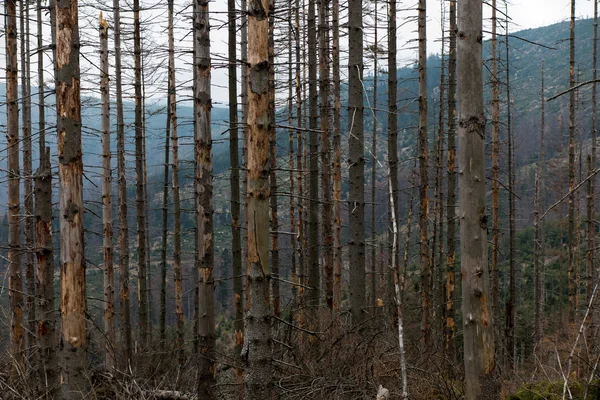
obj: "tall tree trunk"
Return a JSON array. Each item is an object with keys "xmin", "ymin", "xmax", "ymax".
[
  {"xmin": 296, "ymin": 0, "xmax": 306, "ymax": 325},
  {"xmin": 457, "ymin": 0, "xmax": 499, "ymax": 397},
  {"xmin": 100, "ymin": 14, "xmax": 115, "ymax": 370},
  {"xmin": 387, "ymin": 0, "xmax": 399, "ymax": 316},
  {"xmin": 308, "ymin": 0, "xmax": 320, "ymax": 316},
  {"xmin": 418, "ymin": 0, "xmax": 430, "ymax": 345},
  {"xmin": 55, "ymin": 0, "xmax": 88, "ymax": 395},
  {"xmin": 589, "ymin": 0, "xmax": 598, "ymax": 309},
  {"xmin": 268, "ymin": 2, "xmax": 280, "ymax": 318},
  {"xmin": 445, "ymin": 0, "xmax": 457, "ymax": 364},
  {"xmin": 505, "ymin": 13, "xmax": 517, "ymax": 371},
  {"xmin": 287, "ymin": 0, "xmax": 297, "ymax": 321},
  {"xmin": 490, "ymin": 0, "xmax": 501, "ymax": 351},
  {"xmin": 319, "ymin": 0, "xmax": 333, "ymax": 310},
  {"xmin": 142, "ymin": 65, "xmax": 152, "ymax": 342},
  {"xmin": 20, "ymin": 0, "xmax": 35, "ymax": 361},
  {"xmin": 6, "ymin": 0, "xmax": 24, "ymax": 382},
  {"xmin": 194, "ymin": 0, "xmax": 216, "ymax": 396},
  {"xmin": 534, "ymin": 63, "xmax": 545, "ymax": 344},
  {"xmin": 245, "ymin": 0, "xmax": 274, "ymax": 397},
  {"xmin": 35, "ymin": 0, "xmax": 57, "ymax": 393},
  {"xmin": 159, "ymin": 49, "xmax": 171, "ymax": 350},
  {"xmin": 568, "ymin": 0, "xmax": 576, "ymax": 327},
  {"xmin": 370, "ymin": 0, "xmax": 378, "ymax": 311},
  {"xmin": 332, "ymin": 0, "xmax": 342, "ymax": 312},
  {"xmin": 348, "ymin": 0, "xmax": 365, "ymax": 323},
  {"xmin": 113, "ymin": 0, "xmax": 132, "ymax": 370},
  {"xmin": 168, "ymin": 0, "xmax": 184, "ymax": 366},
  {"xmin": 229, "ymin": 0, "xmax": 244, "ymax": 391},
  {"xmin": 133, "ymin": 0, "xmax": 148, "ymax": 347}
]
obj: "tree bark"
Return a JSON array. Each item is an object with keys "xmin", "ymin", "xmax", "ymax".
[
  {"xmin": 319, "ymin": 0, "xmax": 333, "ymax": 311},
  {"xmin": 133, "ymin": 0, "xmax": 148, "ymax": 347},
  {"xmin": 20, "ymin": 0, "xmax": 35, "ymax": 361},
  {"xmin": 370, "ymin": 0, "xmax": 378, "ymax": 311},
  {"xmin": 35, "ymin": 0, "xmax": 57, "ymax": 393},
  {"xmin": 418, "ymin": 0, "xmax": 430, "ymax": 345},
  {"xmin": 245, "ymin": 0, "xmax": 274, "ymax": 397},
  {"xmin": 445, "ymin": 0, "xmax": 457, "ymax": 364},
  {"xmin": 308, "ymin": 0, "xmax": 320, "ymax": 316},
  {"xmin": 534, "ymin": 63, "xmax": 545, "ymax": 344},
  {"xmin": 100, "ymin": 14, "xmax": 115, "ymax": 370},
  {"xmin": 332, "ymin": 0, "xmax": 343, "ymax": 312},
  {"xmin": 568, "ymin": 0, "xmax": 576, "ymax": 327},
  {"xmin": 6, "ymin": 0, "xmax": 24, "ymax": 382},
  {"xmin": 113, "ymin": 0, "xmax": 132, "ymax": 370},
  {"xmin": 194, "ymin": 0, "xmax": 216, "ymax": 396},
  {"xmin": 348, "ymin": 0, "xmax": 365, "ymax": 323},
  {"xmin": 457, "ymin": 0, "xmax": 499, "ymax": 397},
  {"xmin": 55, "ymin": 0, "xmax": 88, "ymax": 394}
]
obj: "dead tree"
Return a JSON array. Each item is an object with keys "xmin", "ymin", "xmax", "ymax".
[
  {"xmin": 55, "ymin": 0, "xmax": 88, "ymax": 395},
  {"xmin": 457, "ymin": 0, "xmax": 499, "ymax": 397},
  {"xmin": 332, "ymin": 0, "xmax": 342, "ymax": 312}
]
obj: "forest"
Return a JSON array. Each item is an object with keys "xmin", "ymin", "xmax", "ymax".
[{"xmin": 0, "ymin": 0, "xmax": 599, "ymax": 398}]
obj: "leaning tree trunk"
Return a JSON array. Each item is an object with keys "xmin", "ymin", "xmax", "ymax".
[
  {"xmin": 194, "ymin": 0, "xmax": 216, "ymax": 396},
  {"xmin": 319, "ymin": 0, "xmax": 333, "ymax": 310},
  {"xmin": 6, "ymin": 0, "xmax": 24, "ymax": 382},
  {"xmin": 133, "ymin": 0, "xmax": 148, "ymax": 347},
  {"xmin": 457, "ymin": 0, "xmax": 499, "ymax": 397},
  {"xmin": 20, "ymin": 0, "xmax": 35, "ymax": 360},
  {"xmin": 245, "ymin": 0, "xmax": 274, "ymax": 397},
  {"xmin": 332, "ymin": 0, "xmax": 343, "ymax": 312},
  {"xmin": 348, "ymin": 0, "xmax": 365, "ymax": 323},
  {"xmin": 113, "ymin": 0, "xmax": 132, "ymax": 370},
  {"xmin": 100, "ymin": 14, "xmax": 115, "ymax": 370},
  {"xmin": 55, "ymin": 0, "xmax": 88, "ymax": 395},
  {"xmin": 445, "ymin": 0, "xmax": 458, "ymax": 364},
  {"xmin": 35, "ymin": 0, "xmax": 57, "ymax": 393},
  {"xmin": 418, "ymin": 0, "xmax": 430, "ymax": 345}
]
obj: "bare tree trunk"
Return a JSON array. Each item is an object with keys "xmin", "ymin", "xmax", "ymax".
[
  {"xmin": 319, "ymin": 0, "xmax": 333, "ymax": 311},
  {"xmin": 445, "ymin": 0, "xmax": 457, "ymax": 364},
  {"xmin": 348, "ymin": 0, "xmax": 365, "ymax": 323},
  {"xmin": 288, "ymin": 0, "xmax": 297, "ymax": 321},
  {"xmin": 113, "ymin": 0, "xmax": 132, "ymax": 370},
  {"xmin": 6, "ymin": 0, "xmax": 24, "ymax": 382},
  {"xmin": 589, "ymin": 0, "xmax": 598, "ymax": 310},
  {"xmin": 245, "ymin": 1, "xmax": 274, "ymax": 397},
  {"xmin": 370, "ymin": 0, "xmax": 378, "ymax": 311},
  {"xmin": 55, "ymin": 0, "xmax": 88, "ymax": 394},
  {"xmin": 540, "ymin": 63, "xmax": 546, "ymax": 340},
  {"xmin": 505, "ymin": 12, "xmax": 516, "ymax": 371},
  {"xmin": 457, "ymin": 0, "xmax": 499, "ymax": 397},
  {"xmin": 100, "ymin": 14, "xmax": 115, "ymax": 370},
  {"xmin": 418, "ymin": 0, "xmax": 430, "ymax": 345},
  {"xmin": 142, "ymin": 65, "xmax": 152, "ymax": 342},
  {"xmin": 490, "ymin": 0, "xmax": 501, "ymax": 351},
  {"xmin": 568, "ymin": 0, "xmax": 576, "ymax": 327},
  {"xmin": 168, "ymin": 0, "xmax": 184, "ymax": 365},
  {"xmin": 194, "ymin": 1, "xmax": 216, "ymax": 396},
  {"xmin": 296, "ymin": 0, "xmax": 306, "ymax": 324},
  {"xmin": 387, "ymin": 0, "xmax": 399, "ymax": 317},
  {"xmin": 268, "ymin": 3, "xmax": 280, "ymax": 318},
  {"xmin": 534, "ymin": 63, "xmax": 545, "ymax": 344},
  {"xmin": 20, "ymin": 0, "xmax": 35, "ymax": 361},
  {"xmin": 35, "ymin": 0, "xmax": 57, "ymax": 393},
  {"xmin": 332, "ymin": 0, "xmax": 342, "ymax": 313},
  {"xmin": 159, "ymin": 49, "xmax": 171, "ymax": 349},
  {"xmin": 308, "ymin": 0, "xmax": 320, "ymax": 317}
]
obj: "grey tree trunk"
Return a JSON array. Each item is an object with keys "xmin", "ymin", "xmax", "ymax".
[
  {"xmin": 568, "ymin": 0, "xmax": 576, "ymax": 326},
  {"xmin": 6, "ymin": 0, "xmax": 24, "ymax": 382},
  {"xmin": 55, "ymin": 0, "xmax": 89, "ymax": 395},
  {"xmin": 348, "ymin": 0, "xmax": 365, "ymax": 323},
  {"xmin": 35, "ymin": 0, "xmax": 57, "ymax": 393},
  {"xmin": 245, "ymin": 1, "xmax": 274, "ymax": 397},
  {"xmin": 194, "ymin": 0, "xmax": 216, "ymax": 396},
  {"xmin": 100, "ymin": 14, "xmax": 115, "ymax": 370},
  {"xmin": 370, "ymin": 0, "xmax": 378, "ymax": 311},
  {"xmin": 457, "ymin": 0, "xmax": 499, "ymax": 397},
  {"xmin": 112, "ymin": 0, "xmax": 132, "ymax": 370}
]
